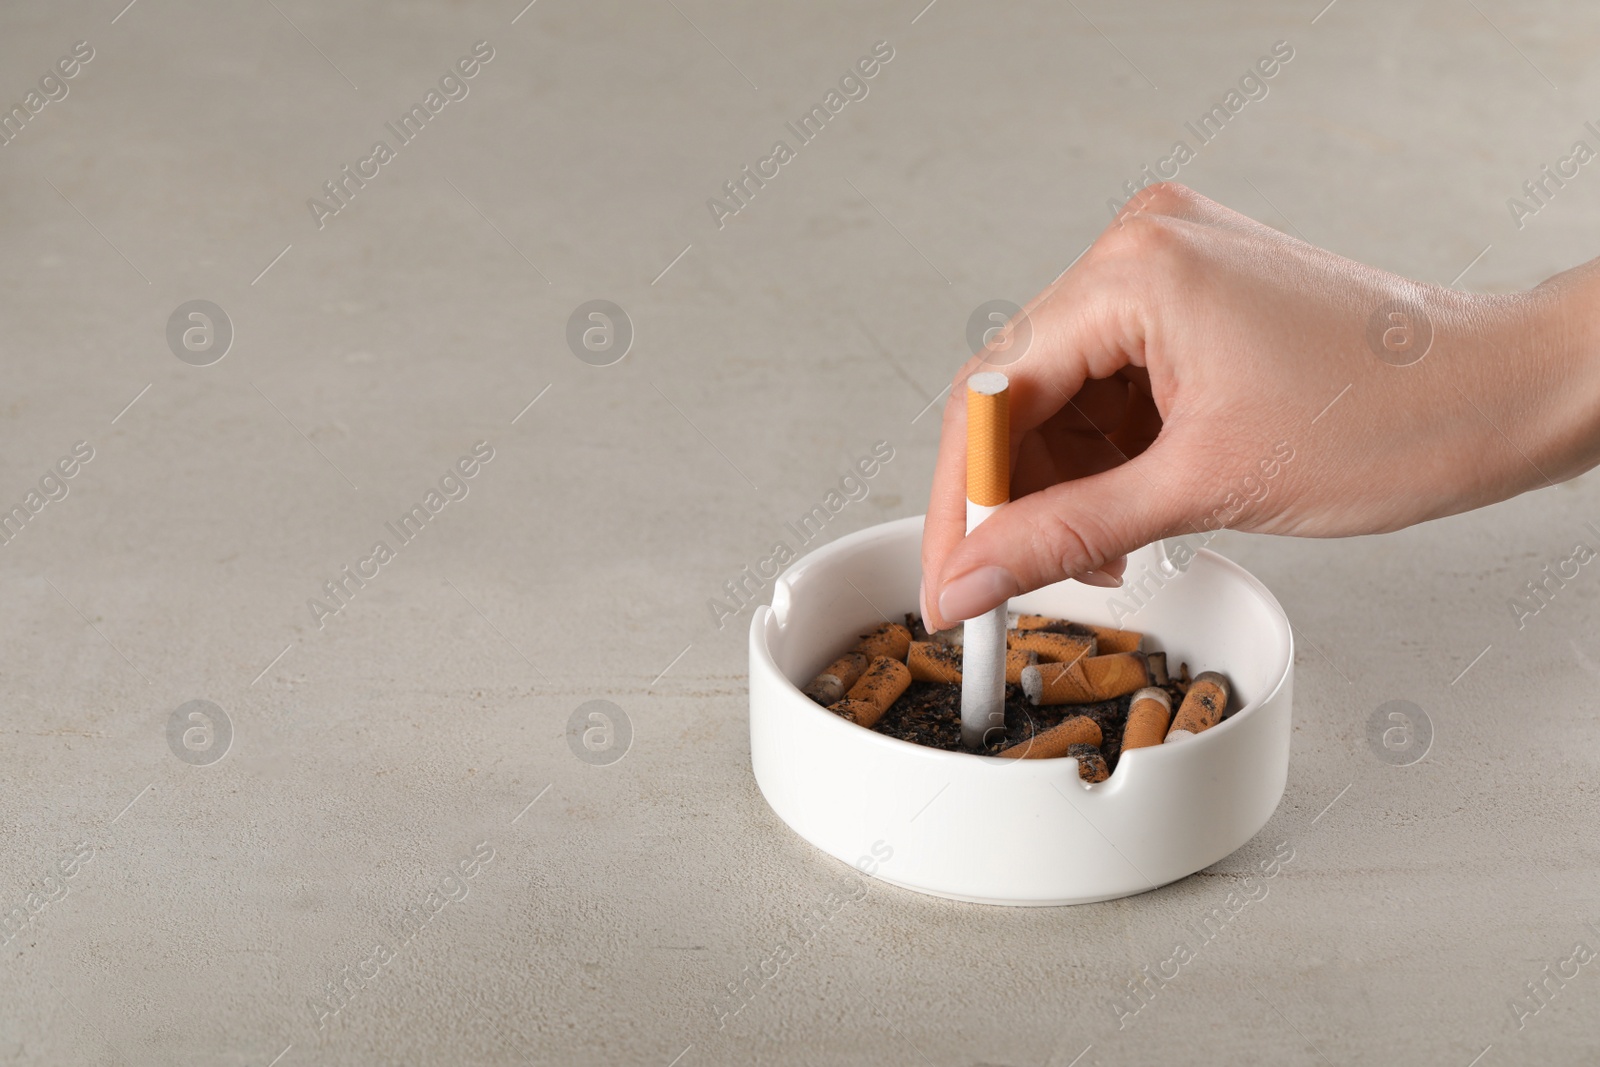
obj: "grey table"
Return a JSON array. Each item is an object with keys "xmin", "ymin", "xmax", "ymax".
[{"xmin": 2, "ymin": 1, "xmax": 1596, "ymax": 1063}]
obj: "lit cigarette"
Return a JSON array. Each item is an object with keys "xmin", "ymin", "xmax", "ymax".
[
  {"xmin": 802, "ymin": 651, "xmax": 869, "ymax": 706},
  {"xmin": 908, "ymin": 641, "xmax": 1036, "ymax": 685},
  {"xmin": 1020, "ymin": 652, "xmax": 1150, "ymax": 705},
  {"xmin": 1164, "ymin": 671, "xmax": 1230, "ymax": 742},
  {"xmin": 1121, "ymin": 686, "xmax": 1172, "ymax": 751},
  {"xmin": 961, "ymin": 372, "xmax": 1011, "ymax": 749},
  {"xmin": 829, "ymin": 655, "xmax": 911, "ymax": 730},
  {"xmin": 995, "ymin": 714, "xmax": 1101, "ymax": 758}
]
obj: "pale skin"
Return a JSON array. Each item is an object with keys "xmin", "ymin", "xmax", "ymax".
[{"xmin": 920, "ymin": 182, "xmax": 1600, "ymax": 632}]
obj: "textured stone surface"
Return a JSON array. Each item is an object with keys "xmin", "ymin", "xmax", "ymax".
[{"xmin": 2, "ymin": 1, "xmax": 1598, "ymax": 1063}]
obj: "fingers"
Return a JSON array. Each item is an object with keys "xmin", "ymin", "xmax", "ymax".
[
  {"xmin": 920, "ymin": 284, "xmax": 1150, "ymax": 632},
  {"xmin": 1010, "ymin": 430, "xmax": 1059, "ymax": 501},
  {"xmin": 931, "ymin": 441, "xmax": 1198, "ymax": 626},
  {"xmin": 1108, "ymin": 372, "xmax": 1162, "ymax": 457},
  {"xmin": 1076, "ymin": 554, "xmax": 1128, "ymax": 588},
  {"xmin": 920, "ymin": 182, "xmax": 1225, "ymax": 630}
]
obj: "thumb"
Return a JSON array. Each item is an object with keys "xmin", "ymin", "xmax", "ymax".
[{"xmin": 929, "ymin": 443, "xmax": 1200, "ymax": 628}]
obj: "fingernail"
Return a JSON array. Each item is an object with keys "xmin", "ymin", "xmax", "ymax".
[
  {"xmin": 1074, "ymin": 569, "xmax": 1124, "ymax": 589},
  {"xmin": 919, "ymin": 577, "xmax": 933, "ymax": 629},
  {"xmin": 937, "ymin": 566, "xmax": 1019, "ymax": 624}
]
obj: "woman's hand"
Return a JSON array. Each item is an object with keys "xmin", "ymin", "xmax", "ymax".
[{"xmin": 920, "ymin": 182, "xmax": 1599, "ymax": 631}]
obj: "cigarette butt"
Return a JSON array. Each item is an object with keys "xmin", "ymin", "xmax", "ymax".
[
  {"xmin": 1011, "ymin": 614, "xmax": 1140, "ymax": 653},
  {"xmin": 854, "ymin": 622, "xmax": 912, "ymax": 662},
  {"xmin": 833, "ymin": 656, "xmax": 912, "ymax": 729},
  {"xmin": 995, "ymin": 714, "xmax": 1102, "ymax": 758},
  {"xmin": 911, "ymin": 641, "xmax": 1035, "ymax": 685},
  {"xmin": 1005, "ymin": 648, "xmax": 1037, "ymax": 684},
  {"xmin": 1083, "ymin": 624, "xmax": 1143, "ymax": 654},
  {"xmin": 1121, "ymin": 686, "xmax": 1173, "ymax": 751},
  {"xmin": 1147, "ymin": 651, "xmax": 1170, "ymax": 687},
  {"xmin": 931, "ymin": 625, "xmax": 963, "ymax": 649},
  {"xmin": 829, "ymin": 697, "xmax": 881, "ymax": 728},
  {"xmin": 907, "ymin": 641, "xmax": 963, "ymax": 684},
  {"xmin": 802, "ymin": 651, "xmax": 869, "ymax": 705},
  {"xmin": 1007, "ymin": 630, "xmax": 1097, "ymax": 664},
  {"xmin": 1165, "ymin": 671, "xmax": 1229, "ymax": 742},
  {"xmin": 1067, "ymin": 742, "xmax": 1110, "ymax": 783},
  {"xmin": 966, "ymin": 373, "xmax": 1010, "ymax": 508},
  {"xmin": 1020, "ymin": 652, "xmax": 1149, "ymax": 705},
  {"xmin": 1011, "ymin": 614, "xmax": 1093, "ymax": 640}
]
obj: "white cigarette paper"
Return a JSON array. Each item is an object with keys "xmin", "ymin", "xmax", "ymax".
[
  {"xmin": 960, "ymin": 502, "xmax": 1007, "ymax": 748},
  {"xmin": 960, "ymin": 371, "xmax": 1010, "ymax": 750}
]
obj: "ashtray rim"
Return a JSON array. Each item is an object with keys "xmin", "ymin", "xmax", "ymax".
[{"xmin": 751, "ymin": 514, "xmax": 1294, "ymax": 774}]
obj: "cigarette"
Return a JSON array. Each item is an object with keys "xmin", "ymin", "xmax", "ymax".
[
  {"xmin": 907, "ymin": 641, "xmax": 962, "ymax": 684},
  {"xmin": 995, "ymin": 714, "xmax": 1101, "ymax": 758},
  {"xmin": 802, "ymin": 650, "xmax": 869, "ymax": 706},
  {"xmin": 908, "ymin": 641, "xmax": 1037, "ymax": 685},
  {"xmin": 1006, "ymin": 648, "xmax": 1038, "ymax": 684},
  {"xmin": 1020, "ymin": 652, "xmax": 1150, "ymax": 705},
  {"xmin": 1084, "ymin": 625, "xmax": 1143, "ymax": 654},
  {"xmin": 960, "ymin": 372, "xmax": 1012, "ymax": 749},
  {"xmin": 1067, "ymin": 743, "xmax": 1111, "ymax": 783},
  {"xmin": 854, "ymin": 622, "xmax": 912, "ymax": 662},
  {"xmin": 1011, "ymin": 614, "xmax": 1143, "ymax": 654},
  {"xmin": 829, "ymin": 655, "xmax": 911, "ymax": 729},
  {"xmin": 830, "ymin": 698, "xmax": 880, "ymax": 727},
  {"xmin": 1165, "ymin": 671, "xmax": 1230, "ymax": 742},
  {"xmin": 1121, "ymin": 686, "xmax": 1172, "ymax": 751},
  {"xmin": 1147, "ymin": 651, "xmax": 1170, "ymax": 687},
  {"xmin": 1007, "ymin": 630, "xmax": 1097, "ymax": 664}
]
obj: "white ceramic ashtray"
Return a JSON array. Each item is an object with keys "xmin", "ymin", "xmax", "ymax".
[{"xmin": 747, "ymin": 515, "xmax": 1293, "ymax": 906}]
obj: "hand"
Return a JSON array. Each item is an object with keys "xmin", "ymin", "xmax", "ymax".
[{"xmin": 920, "ymin": 182, "xmax": 1599, "ymax": 632}]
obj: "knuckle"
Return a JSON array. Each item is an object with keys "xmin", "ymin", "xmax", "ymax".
[
  {"xmin": 1106, "ymin": 211, "xmax": 1183, "ymax": 261},
  {"xmin": 1026, "ymin": 507, "xmax": 1112, "ymax": 579},
  {"xmin": 1118, "ymin": 181, "xmax": 1195, "ymax": 220}
]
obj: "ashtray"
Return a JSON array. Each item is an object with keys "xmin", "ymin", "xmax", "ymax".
[{"xmin": 747, "ymin": 515, "xmax": 1293, "ymax": 905}]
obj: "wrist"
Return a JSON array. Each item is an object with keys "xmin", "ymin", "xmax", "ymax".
[{"xmin": 1523, "ymin": 261, "xmax": 1600, "ymax": 482}]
